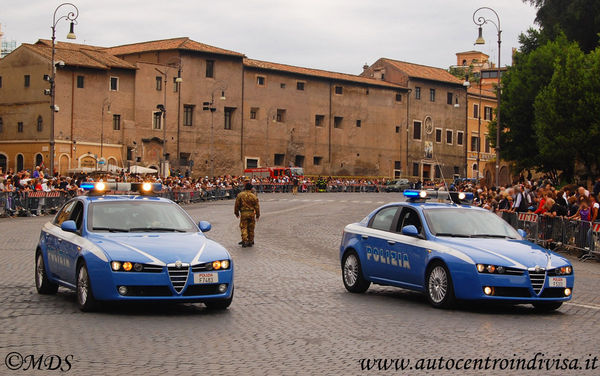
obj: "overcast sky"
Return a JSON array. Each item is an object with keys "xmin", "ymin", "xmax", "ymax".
[{"xmin": 1, "ymin": 0, "xmax": 538, "ymax": 75}]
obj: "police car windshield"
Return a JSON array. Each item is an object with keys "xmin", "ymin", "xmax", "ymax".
[
  {"xmin": 88, "ymin": 201, "xmax": 198, "ymax": 233},
  {"xmin": 423, "ymin": 208, "xmax": 519, "ymax": 239}
]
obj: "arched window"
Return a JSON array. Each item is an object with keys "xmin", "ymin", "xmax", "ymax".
[
  {"xmin": 37, "ymin": 116, "xmax": 43, "ymax": 132},
  {"xmin": 16, "ymin": 154, "xmax": 24, "ymax": 172},
  {"xmin": 0, "ymin": 154, "xmax": 7, "ymax": 173},
  {"xmin": 35, "ymin": 154, "xmax": 43, "ymax": 167}
]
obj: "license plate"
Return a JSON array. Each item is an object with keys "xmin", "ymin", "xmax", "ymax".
[
  {"xmin": 549, "ymin": 277, "xmax": 566, "ymax": 287},
  {"xmin": 193, "ymin": 272, "xmax": 218, "ymax": 284}
]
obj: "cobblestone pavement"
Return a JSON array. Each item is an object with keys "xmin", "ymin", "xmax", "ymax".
[{"xmin": 1, "ymin": 192, "xmax": 600, "ymax": 375}]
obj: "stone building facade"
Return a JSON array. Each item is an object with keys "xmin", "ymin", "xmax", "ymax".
[
  {"xmin": 361, "ymin": 58, "xmax": 468, "ymax": 181},
  {"xmin": 455, "ymin": 50, "xmax": 511, "ymax": 186},
  {"xmin": 1, "ymin": 37, "xmax": 469, "ymax": 180}
]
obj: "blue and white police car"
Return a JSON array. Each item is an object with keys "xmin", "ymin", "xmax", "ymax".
[
  {"xmin": 35, "ymin": 182, "xmax": 234, "ymax": 311},
  {"xmin": 339, "ymin": 190, "xmax": 574, "ymax": 311}
]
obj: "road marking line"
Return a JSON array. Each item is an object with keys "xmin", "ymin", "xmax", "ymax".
[{"xmin": 565, "ymin": 302, "xmax": 600, "ymax": 310}]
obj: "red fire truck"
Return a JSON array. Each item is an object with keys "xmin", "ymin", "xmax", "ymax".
[{"xmin": 243, "ymin": 166, "xmax": 304, "ymax": 180}]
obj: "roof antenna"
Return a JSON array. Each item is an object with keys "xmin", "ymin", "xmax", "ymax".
[{"xmin": 434, "ymin": 154, "xmax": 457, "ymax": 205}]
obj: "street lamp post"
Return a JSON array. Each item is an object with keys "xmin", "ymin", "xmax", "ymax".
[
  {"xmin": 473, "ymin": 6, "xmax": 501, "ymax": 186},
  {"xmin": 155, "ymin": 64, "xmax": 182, "ymax": 178},
  {"xmin": 49, "ymin": 3, "xmax": 78, "ymax": 177},
  {"xmin": 477, "ymin": 78, "xmax": 482, "ymax": 180},
  {"xmin": 100, "ymin": 98, "xmax": 111, "ymax": 170},
  {"xmin": 155, "ymin": 68, "xmax": 167, "ymax": 177},
  {"xmin": 202, "ymin": 88, "xmax": 226, "ymax": 178}
]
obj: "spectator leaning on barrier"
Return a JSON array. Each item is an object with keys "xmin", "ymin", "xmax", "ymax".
[
  {"xmin": 543, "ymin": 198, "xmax": 568, "ymax": 217},
  {"xmin": 570, "ymin": 197, "xmax": 591, "ymax": 221},
  {"xmin": 592, "ymin": 177, "xmax": 600, "ymax": 198},
  {"xmin": 590, "ymin": 194, "xmax": 599, "ymax": 222},
  {"xmin": 512, "ymin": 185, "xmax": 530, "ymax": 213}
]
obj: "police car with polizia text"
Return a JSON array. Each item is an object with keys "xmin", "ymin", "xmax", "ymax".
[
  {"xmin": 339, "ymin": 190, "xmax": 573, "ymax": 310},
  {"xmin": 35, "ymin": 181, "xmax": 234, "ymax": 311}
]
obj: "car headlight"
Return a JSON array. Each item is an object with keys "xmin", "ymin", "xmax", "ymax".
[
  {"xmin": 476, "ymin": 264, "xmax": 508, "ymax": 274},
  {"xmin": 111, "ymin": 261, "xmax": 148, "ymax": 272},
  {"xmin": 554, "ymin": 266, "xmax": 573, "ymax": 275},
  {"xmin": 210, "ymin": 260, "xmax": 230, "ymax": 270}
]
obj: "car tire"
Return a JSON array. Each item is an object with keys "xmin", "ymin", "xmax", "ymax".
[
  {"xmin": 426, "ymin": 262, "xmax": 455, "ymax": 309},
  {"xmin": 533, "ymin": 302, "xmax": 562, "ymax": 312},
  {"xmin": 342, "ymin": 251, "xmax": 370, "ymax": 293},
  {"xmin": 205, "ymin": 287, "xmax": 234, "ymax": 310},
  {"xmin": 76, "ymin": 262, "xmax": 97, "ymax": 312},
  {"xmin": 35, "ymin": 252, "xmax": 58, "ymax": 294}
]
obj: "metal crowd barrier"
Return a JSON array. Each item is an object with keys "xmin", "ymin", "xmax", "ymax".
[
  {"xmin": 1, "ymin": 191, "xmax": 69, "ymax": 217},
  {"xmin": 499, "ymin": 211, "xmax": 600, "ymax": 262}
]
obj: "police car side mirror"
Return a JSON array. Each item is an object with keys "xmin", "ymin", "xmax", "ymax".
[
  {"xmin": 61, "ymin": 220, "xmax": 78, "ymax": 233},
  {"xmin": 198, "ymin": 221, "xmax": 211, "ymax": 232},
  {"xmin": 517, "ymin": 229, "xmax": 527, "ymax": 239},
  {"xmin": 401, "ymin": 225, "xmax": 419, "ymax": 237}
]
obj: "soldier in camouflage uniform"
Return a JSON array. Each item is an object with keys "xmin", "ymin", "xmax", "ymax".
[{"xmin": 234, "ymin": 182, "xmax": 260, "ymax": 247}]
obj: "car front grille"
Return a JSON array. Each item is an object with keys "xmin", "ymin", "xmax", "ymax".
[
  {"xmin": 492, "ymin": 287, "xmax": 531, "ymax": 297},
  {"xmin": 191, "ymin": 262, "xmax": 214, "ymax": 272},
  {"xmin": 183, "ymin": 284, "xmax": 225, "ymax": 296},
  {"xmin": 141, "ymin": 265, "xmax": 164, "ymax": 273},
  {"xmin": 167, "ymin": 265, "xmax": 189, "ymax": 294},
  {"xmin": 540, "ymin": 288, "xmax": 568, "ymax": 298},
  {"xmin": 121, "ymin": 285, "xmax": 172, "ymax": 296},
  {"xmin": 528, "ymin": 270, "xmax": 546, "ymax": 295}
]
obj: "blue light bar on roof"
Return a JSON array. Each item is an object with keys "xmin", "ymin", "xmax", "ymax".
[
  {"xmin": 403, "ymin": 189, "xmax": 422, "ymax": 197},
  {"xmin": 80, "ymin": 182, "xmax": 95, "ymax": 190}
]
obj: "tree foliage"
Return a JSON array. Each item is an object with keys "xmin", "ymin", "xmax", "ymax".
[
  {"xmin": 492, "ymin": 36, "xmax": 574, "ymax": 173},
  {"xmin": 497, "ymin": 2, "xmax": 600, "ymax": 180},
  {"xmin": 534, "ymin": 46, "xmax": 600, "ymax": 179},
  {"xmin": 524, "ymin": 0, "xmax": 600, "ymax": 53}
]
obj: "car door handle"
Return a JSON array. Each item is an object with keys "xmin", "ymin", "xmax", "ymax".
[
  {"xmin": 361, "ymin": 235, "xmax": 369, "ymax": 239},
  {"xmin": 387, "ymin": 240, "xmax": 396, "ymax": 245}
]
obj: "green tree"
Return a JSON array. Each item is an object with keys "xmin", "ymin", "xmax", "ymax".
[
  {"xmin": 534, "ymin": 46, "xmax": 600, "ymax": 179},
  {"xmin": 490, "ymin": 35, "xmax": 574, "ymax": 173},
  {"xmin": 524, "ymin": 0, "xmax": 600, "ymax": 53}
]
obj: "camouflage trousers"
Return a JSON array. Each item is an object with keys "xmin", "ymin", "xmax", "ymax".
[{"xmin": 239, "ymin": 211, "xmax": 256, "ymax": 243}]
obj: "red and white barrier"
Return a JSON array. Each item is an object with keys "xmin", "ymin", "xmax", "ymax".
[{"xmin": 517, "ymin": 213, "xmax": 538, "ymax": 223}]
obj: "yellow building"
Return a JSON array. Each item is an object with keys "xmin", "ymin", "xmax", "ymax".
[{"xmin": 456, "ymin": 51, "xmax": 511, "ymax": 186}]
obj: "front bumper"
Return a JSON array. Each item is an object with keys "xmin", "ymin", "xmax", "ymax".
[
  {"xmin": 454, "ymin": 270, "xmax": 574, "ymax": 303},
  {"xmin": 88, "ymin": 263, "xmax": 234, "ymax": 302}
]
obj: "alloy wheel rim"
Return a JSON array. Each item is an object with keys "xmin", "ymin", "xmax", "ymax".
[
  {"xmin": 36, "ymin": 255, "xmax": 44, "ymax": 287},
  {"xmin": 344, "ymin": 255, "xmax": 358, "ymax": 286},
  {"xmin": 78, "ymin": 267, "xmax": 88, "ymax": 305},
  {"xmin": 429, "ymin": 266, "xmax": 447, "ymax": 303}
]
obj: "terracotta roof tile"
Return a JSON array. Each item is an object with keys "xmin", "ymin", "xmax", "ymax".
[
  {"xmin": 467, "ymin": 86, "xmax": 496, "ymax": 98},
  {"xmin": 244, "ymin": 58, "xmax": 406, "ymax": 89},
  {"xmin": 381, "ymin": 58, "xmax": 464, "ymax": 85},
  {"xmin": 27, "ymin": 41, "xmax": 136, "ymax": 70},
  {"xmin": 36, "ymin": 39, "xmax": 105, "ymax": 51},
  {"xmin": 103, "ymin": 37, "xmax": 244, "ymax": 57}
]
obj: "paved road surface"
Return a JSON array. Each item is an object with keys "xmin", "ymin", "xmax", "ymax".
[{"xmin": 1, "ymin": 193, "xmax": 599, "ymax": 375}]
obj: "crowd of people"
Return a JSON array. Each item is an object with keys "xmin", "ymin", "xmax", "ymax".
[
  {"xmin": 455, "ymin": 176, "xmax": 600, "ymax": 223},
  {"xmin": 0, "ymin": 166, "xmax": 389, "ymax": 195},
  {"xmin": 1, "ymin": 166, "xmax": 600, "ymax": 224}
]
